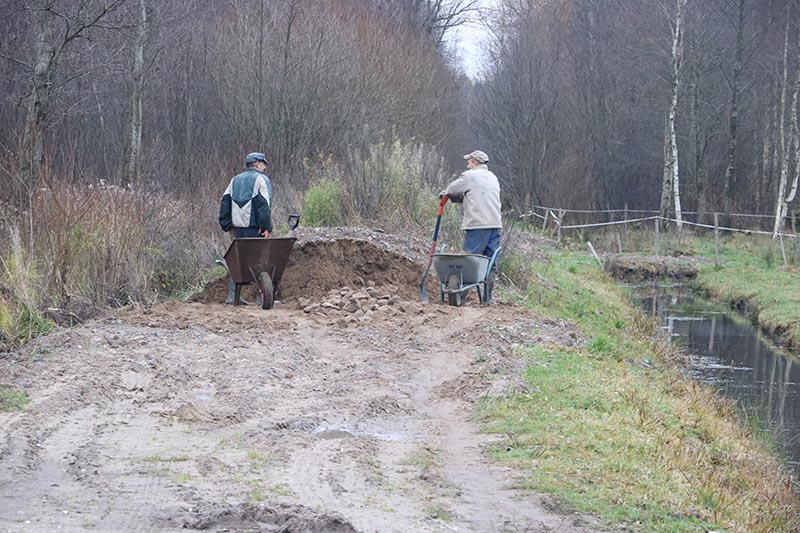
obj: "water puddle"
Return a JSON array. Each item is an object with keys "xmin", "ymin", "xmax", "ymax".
[
  {"xmin": 315, "ymin": 428, "xmax": 355, "ymax": 440},
  {"xmin": 631, "ymin": 283, "xmax": 800, "ymax": 470}
]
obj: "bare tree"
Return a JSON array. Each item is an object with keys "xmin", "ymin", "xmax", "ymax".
[
  {"xmin": 18, "ymin": 1, "xmax": 127, "ymax": 193},
  {"xmin": 373, "ymin": 0, "xmax": 480, "ymax": 48},
  {"xmin": 120, "ymin": 0, "xmax": 148, "ymax": 186}
]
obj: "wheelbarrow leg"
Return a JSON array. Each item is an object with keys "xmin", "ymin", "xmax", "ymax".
[{"xmin": 234, "ymin": 283, "xmax": 243, "ymax": 306}]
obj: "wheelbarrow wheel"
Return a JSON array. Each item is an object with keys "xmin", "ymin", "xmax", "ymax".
[
  {"xmin": 257, "ymin": 272, "xmax": 274, "ymax": 310},
  {"xmin": 446, "ymin": 273, "xmax": 462, "ymax": 307}
]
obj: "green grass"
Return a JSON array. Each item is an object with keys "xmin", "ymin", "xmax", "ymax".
[
  {"xmin": 0, "ymin": 301, "xmax": 53, "ymax": 347},
  {"xmin": 693, "ymin": 234, "xmax": 800, "ymax": 349},
  {"xmin": 247, "ymin": 478, "xmax": 264, "ymax": 502},
  {"xmin": 268, "ymin": 483, "xmax": 292, "ymax": 496},
  {"xmin": 245, "ymin": 450, "xmax": 273, "ymax": 469},
  {"xmin": 0, "ymin": 386, "xmax": 30, "ymax": 411},
  {"xmin": 479, "ymin": 246, "xmax": 799, "ymax": 532},
  {"xmin": 424, "ymin": 503, "xmax": 452, "ymax": 522},
  {"xmin": 401, "ymin": 446, "xmax": 441, "ymax": 471}
]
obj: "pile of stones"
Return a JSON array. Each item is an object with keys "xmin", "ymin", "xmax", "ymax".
[{"xmin": 298, "ymin": 281, "xmax": 423, "ymax": 327}]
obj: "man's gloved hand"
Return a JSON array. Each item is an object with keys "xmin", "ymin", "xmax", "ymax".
[{"xmin": 438, "ymin": 190, "xmax": 448, "ymax": 199}]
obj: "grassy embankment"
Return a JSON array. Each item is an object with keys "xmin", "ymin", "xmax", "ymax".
[
  {"xmin": 481, "ymin": 236, "xmax": 799, "ymax": 532},
  {"xmin": 692, "ymin": 233, "xmax": 800, "ymax": 352}
]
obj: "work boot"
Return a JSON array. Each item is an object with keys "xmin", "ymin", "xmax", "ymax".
[
  {"xmin": 223, "ymin": 279, "xmax": 239, "ymax": 305},
  {"xmin": 225, "ymin": 279, "xmax": 249, "ymax": 305},
  {"xmin": 224, "ymin": 279, "xmax": 236, "ymax": 305},
  {"xmin": 486, "ymin": 271, "xmax": 497, "ymax": 302}
]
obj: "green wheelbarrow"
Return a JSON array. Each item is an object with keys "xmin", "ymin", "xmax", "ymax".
[{"xmin": 432, "ymin": 247, "xmax": 500, "ymax": 306}]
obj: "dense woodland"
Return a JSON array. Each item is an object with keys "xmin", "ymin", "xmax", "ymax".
[{"xmin": 1, "ymin": 0, "xmax": 800, "ymax": 307}]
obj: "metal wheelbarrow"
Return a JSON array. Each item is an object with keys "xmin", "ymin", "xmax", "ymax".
[
  {"xmin": 432, "ymin": 247, "xmax": 500, "ymax": 306},
  {"xmin": 216, "ymin": 237, "xmax": 296, "ymax": 309}
]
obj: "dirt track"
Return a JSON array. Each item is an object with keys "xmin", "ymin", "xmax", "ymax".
[{"xmin": 0, "ymin": 233, "xmax": 609, "ymax": 532}]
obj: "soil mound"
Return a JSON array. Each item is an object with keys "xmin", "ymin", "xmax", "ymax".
[{"xmin": 192, "ymin": 227, "xmax": 434, "ymax": 304}]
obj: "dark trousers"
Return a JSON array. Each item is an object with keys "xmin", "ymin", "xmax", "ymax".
[{"xmin": 234, "ymin": 227, "xmax": 262, "ymax": 238}]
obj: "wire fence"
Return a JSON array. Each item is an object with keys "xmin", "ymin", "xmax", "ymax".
[
  {"xmin": 516, "ymin": 205, "xmax": 800, "ymax": 266},
  {"xmin": 518, "ymin": 206, "xmax": 798, "ymax": 239}
]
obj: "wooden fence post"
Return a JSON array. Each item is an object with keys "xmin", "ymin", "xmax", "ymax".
[
  {"xmin": 621, "ymin": 203, "xmax": 629, "ymax": 252},
  {"xmin": 655, "ymin": 217, "xmax": 660, "ymax": 258},
  {"xmin": 587, "ymin": 241, "xmax": 603, "ymax": 267},
  {"xmin": 780, "ymin": 233, "xmax": 788, "ymax": 266},
  {"xmin": 714, "ymin": 212, "xmax": 720, "ymax": 268},
  {"xmin": 556, "ymin": 212, "xmax": 562, "ymax": 242}
]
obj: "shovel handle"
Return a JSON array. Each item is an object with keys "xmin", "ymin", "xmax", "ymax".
[
  {"xmin": 427, "ymin": 196, "xmax": 449, "ymax": 261},
  {"xmin": 420, "ymin": 196, "xmax": 449, "ymax": 303}
]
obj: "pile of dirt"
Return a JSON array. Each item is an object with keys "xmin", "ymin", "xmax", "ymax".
[
  {"xmin": 191, "ymin": 227, "xmax": 436, "ymax": 305},
  {"xmin": 281, "ymin": 238, "xmax": 429, "ymax": 301}
]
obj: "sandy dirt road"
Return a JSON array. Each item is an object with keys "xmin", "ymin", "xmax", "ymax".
[{"xmin": 0, "ymin": 234, "xmax": 610, "ymax": 532}]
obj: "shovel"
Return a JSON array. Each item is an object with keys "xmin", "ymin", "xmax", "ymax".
[{"xmin": 420, "ymin": 195, "xmax": 448, "ymax": 303}]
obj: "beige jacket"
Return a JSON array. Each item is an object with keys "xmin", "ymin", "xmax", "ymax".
[{"xmin": 444, "ymin": 164, "xmax": 502, "ymax": 230}]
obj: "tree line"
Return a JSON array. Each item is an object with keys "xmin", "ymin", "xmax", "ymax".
[
  {"xmin": 477, "ymin": 0, "xmax": 800, "ymax": 233},
  {"xmin": 0, "ymin": 0, "xmax": 471, "ymax": 204},
  {"xmin": 1, "ymin": 0, "xmax": 799, "ymax": 234}
]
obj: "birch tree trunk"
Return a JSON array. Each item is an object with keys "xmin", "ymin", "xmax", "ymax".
[
  {"xmin": 121, "ymin": 0, "xmax": 148, "ymax": 186},
  {"xmin": 661, "ymin": 0, "xmax": 686, "ymax": 228},
  {"xmin": 660, "ymin": 117, "xmax": 672, "ymax": 219},
  {"xmin": 774, "ymin": 24, "xmax": 800, "ymax": 235},
  {"xmin": 785, "ymin": 31, "xmax": 800, "ymax": 217},
  {"xmin": 774, "ymin": 11, "xmax": 792, "ymax": 236},
  {"xmin": 670, "ymin": 0, "xmax": 685, "ymax": 229}
]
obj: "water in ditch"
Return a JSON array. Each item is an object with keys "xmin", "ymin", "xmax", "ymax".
[{"xmin": 633, "ymin": 283, "xmax": 800, "ymax": 470}]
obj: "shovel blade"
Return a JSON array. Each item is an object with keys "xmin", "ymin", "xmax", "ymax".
[{"xmin": 419, "ymin": 264, "xmax": 433, "ymax": 304}]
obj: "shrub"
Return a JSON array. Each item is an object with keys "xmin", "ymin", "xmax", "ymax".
[
  {"xmin": 302, "ymin": 179, "xmax": 343, "ymax": 227},
  {"xmin": 0, "ymin": 225, "xmax": 53, "ymax": 345},
  {"xmin": 295, "ymin": 138, "xmax": 452, "ymax": 231},
  {"xmin": 342, "ymin": 137, "xmax": 449, "ymax": 228}
]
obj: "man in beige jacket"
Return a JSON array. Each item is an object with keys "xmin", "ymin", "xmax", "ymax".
[{"xmin": 440, "ymin": 149, "xmax": 502, "ymax": 260}]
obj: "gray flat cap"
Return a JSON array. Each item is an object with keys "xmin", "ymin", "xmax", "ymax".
[{"xmin": 463, "ymin": 150, "xmax": 489, "ymax": 164}]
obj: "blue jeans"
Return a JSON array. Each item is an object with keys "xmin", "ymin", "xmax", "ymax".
[{"xmin": 463, "ymin": 228, "xmax": 501, "ymax": 262}]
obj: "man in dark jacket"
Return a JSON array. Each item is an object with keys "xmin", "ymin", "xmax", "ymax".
[{"xmin": 219, "ymin": 152, "xmax": 273, "ymax": 304}]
